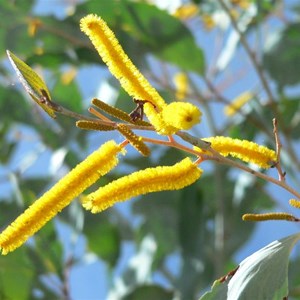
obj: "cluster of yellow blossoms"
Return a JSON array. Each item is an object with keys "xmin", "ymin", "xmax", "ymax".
[{"xmin": 0, "ymin": 14, "xmax": 277, "ymax": 255}]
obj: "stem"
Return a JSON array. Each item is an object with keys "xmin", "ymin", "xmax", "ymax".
[
  {"xmin": 176, "ymin": 131, "xmax": 211, "ymax": 150},
  {"xmin": 51, "ymin": 100, "xmax": 155, "ymax": 132},
  {"xmin": 202, "ymin": 76, "xmax": 274, "ymax": 138},
  {"xmin": 61, "ymin": 257, "xmax": 72, "ymax": 300},
  {"xmin": 142, "ymin": 136, "xmax": 204, "ymax": 157},
  {"xmin": 48, "ymin": 97, "xmax": 300, "ymax": 201},
  {"xmin": 273, "ymin": 118, "xmax": 286, "ymax": 181},
  {"xmin": 208, "ymin": 149, "xmax": 300, "ymax": 200}
]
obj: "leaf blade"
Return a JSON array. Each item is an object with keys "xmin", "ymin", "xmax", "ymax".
[
  {"xmin": 201, "ymin": 233, "xmax": 300, "ymax": 300},
  {"xmin": 6, "ymin": 50, "xmax": 56, "ymax": 118}
]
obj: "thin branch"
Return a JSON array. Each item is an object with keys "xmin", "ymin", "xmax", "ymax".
[
  {"xmin": 208, "ymin": 148, "xmax": 300, "ymax": 200},
  {"xmin": 43, "ymin": 97, "xmax": 300, "ymax": 202},
  {"xmin": 217, "ymin": 0, "xmax": 276, "ymax": 105},
  {"xmin": 273, "ymin": 118, "xmax": 286, "ymax": 181},
  {"xmin": 61, "ymin": 257, "xmax": 73, "ymax": 300},
  {"xmin": 202, "ymin": 75, "xmax": 274, "ymax": 138}
]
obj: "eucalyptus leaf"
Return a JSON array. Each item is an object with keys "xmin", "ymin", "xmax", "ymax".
[
  {"xmin": 123, "ymin": 285, "xmax": 175, "ymax": 300},
  {"xmin": 84, "ymin": 213, "xmax": 121, "ymax": 266},
  {"xmin": 120, "ymin": 1, "xmax": 205, "ymax": 74},
  {"xmin": 201, "ymin": 233, "xmax": 300, "ymax": 300},
  {"xmin": 264, "ymin": 23, "xmax": 300, "ymax": 88},
  {"xmin": 0, "ymin": 248, "xmax": 34, "ymax": 300}
]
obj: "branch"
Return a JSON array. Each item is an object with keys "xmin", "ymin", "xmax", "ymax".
[
  {"xmin": 217, "ymin": 0, "xmax": 276, "ymax": 105},
  {"xmin": 273, "ymin": 118, "xmax": 286, "ymax": 181}
]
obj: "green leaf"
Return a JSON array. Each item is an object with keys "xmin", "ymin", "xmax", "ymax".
[
  {"xmin": 264, "ymin": 23, "xmax": 300, "ymax": 87},
  {"xmin": 19, "ymin": 177, "xmax": 51, "ymax": 198},
  {"xmin": 33, "ymin": 221, "xmax": 64, "ymax": 275},
  {"xmin": 0, "ymin": 85, "xmax": 33, "ymax": 125},
  {"xmin": 0, "ymin": 248, "xmax": 34, "ymax": 300},
  {"xmin": 52, "ymin": 79, "xmax": 82, "ymax": 113},
  {"xmin": 133, "ymin": 191, "xmax": 179, "ymax": 262},
  {"xmin": 123, "ymin": 285, "xmax": 175, "ymax": 300},
  {"xmin": 26, "ymin": 52, "xmax": 73, "ymax": 69},
  {"xmin": 177, "ymin": 184, "xmax": 214, "ymax": 298},
  {"xmin": 201, "ymin": 233, "xmax": 300, "ymax": 300},
  {"xmin": 0, "ymin": 28, "xmax": 6, "ymax": 54},
  {"xmin": 76, "ymin": 0, "xmax": 120, "ymax": 22},
  {"xmin": 120, "ymin": 1, "xmax": 205, "ymax": 74},
  {"xmin": 6, "ymin": 50, "xmax": 57, "ymax": 118},
  {"xmin": 278, "ymin": 97, "xmax": 300, "ymax": 139},
  {"xmin": 84, "ymin": 213, "xmax": 121, "ymax": 266},
  {"xmin": 0, "ymin": 122, "xmax": 17, "ymax": 163}
]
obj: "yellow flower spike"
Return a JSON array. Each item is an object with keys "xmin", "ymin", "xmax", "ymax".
[
  {"xmin": 173, "ymin": 4, "xmax": 199, "ymax": 20},
  {"xmin": 242, "ymin": 213, "xmax": 299, "ymax": 222},
  {"xmin": 224, "ymin": 91, "xmax": 254, "ymax": 116},
  {"xmin": 162, "ymin": 102, "xmax": 202, "ymax": 130},
  {"xmin": 80, "ymin": 15, "xmax": 166, "ymax": 110},
  {"xmin": 201, "ymin": 14, "xmax": 215, "ymax": 30},
  {"xmin": 200, "ymin": 136, "xmax": 276, "ymax": 169},
  {"xmin": 141, "ymin": 108, "xmax": 179, "ymax": 135},
  {"xmin": 83, "ymin": 157, "xmax": 202, "ymax": 213},
  {"xmin": 143, "ymin": 103, "xmax": 178, "ymax": 135},
  {"xmin": 231, "ymin": 0, "xmax": 251, "ymax": 9},
  {"xmin": 28, "ymin": 18, "xmax": 42, "ymax": 37},
  {"xmin": 117, "ymin": 124, "xmax": 150, "ymax": 156},
  {"xmin": 289, "ymin": 199, "xmax": 300, "ymax": 209},
  {"xmin": 0, "ymin": 140, "xmax": 124, "ymax": 255},
  {"xmin": 61, "ymin": 67, "xmax": 77, "ymax": 85},
  {"xmin": 76, "ymin": 120, "xmax": 115, "ymax": 131},
  {"xmin": 173, "ymin": 73, "xmax": 189, "ymax": 100}
]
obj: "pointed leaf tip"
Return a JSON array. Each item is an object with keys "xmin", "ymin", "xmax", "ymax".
[{"xmin": 7, "ymin": 50, "xmax": 56, "ymax": 118}]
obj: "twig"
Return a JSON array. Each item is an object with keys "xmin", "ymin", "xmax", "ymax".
[
  {"xmin": 217, "ymin": 0, "xmax": 276, "ymax": 105},
  {"xmin": 44, "ymin": 97, "xmax": 300, "ymax": 202},
  {"xmin": 273, "ymin": 118, "xmax": 286, "ymax": 181},
  {"xmin": 48, "ymin": 100, "xmax": 155, "ymax": 132},
  {"xmin": 208, "ymin": 148, "xmax": 300, "ymax": 200},
  {"xmin": 88, "ymin": 107, "xmax": 112, "ymax": 122},
  {"xmin": 176, "ymin": 131, "xmax": 211, "ymax": 150},
  {"xmin": 61, "ymin": 257, "xmax": 73, "ymax": 300}
]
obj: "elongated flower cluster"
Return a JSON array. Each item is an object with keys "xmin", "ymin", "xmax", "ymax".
[
  {"xmin": 173, "ymin": 72, "xmax": 189, "ymax": 100},
  {"xmin": 76, "ymin": 120, "xmax": 115, "ymax": 131},
  {"xmin": 80, "ymin": 14, "xmax": 201, "ymax": 134},
  {"xmin": 242, "ymin": 212, "xmax": 299, "ymax": 222},
  {"xmin": 289, "ymin": 199, "xmax": 300, "ymax": 209},
  {"xmin": 83, "ymin": 157, "xmax": 202, "ymax": 213},
  {"xmin": 196, "ymin": 136, "xmax": 276, "ymax": 169},
  {"xmin": 3, "ymin": 12, "xmax": 286, "ymax": 256},
  {"xmin": 0, "ymin": 141, "xmax": 123, "ymax": 254},
  {"xmin": 91, "ymin": 98, "xmax": 151, "ymax": 127},
  {"xmin": 80, "ymin": 15, "xmax": 166, "ymax": 110},
  {"xmin": 117, "ymin": 124, "xmax": 150, "ymax": 156},
  {"xmin": 224, "ymin": 91, "xmax": 253, "ymax": 116}
]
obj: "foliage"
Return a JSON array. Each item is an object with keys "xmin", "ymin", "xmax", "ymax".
[{"xmin": 0, "ymin": 0, "xmax": 300, "ymax": 299}]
